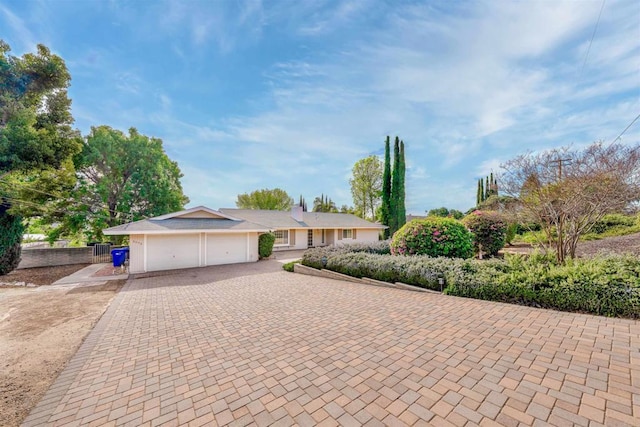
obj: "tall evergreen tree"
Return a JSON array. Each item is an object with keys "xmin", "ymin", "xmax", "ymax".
[
  {"xmin": 380, "ymin": 136, "xmax": 392, "ymax": 238},
  {"xmin": 397, "ymin": 140, "xmax": 406, "ymax": 230},
  {"xmin": 485, "ymin": 176, "xmax": 490, "ymax": 200},
  {"xmin": 389, "ymin": 137, "xmax": 401, "ymax": 234},
  {"xmin": 476, "ymin": 179, "xmax": 483, "ymax": 205},
  {"xmin": 491, "ymin": 173, "xmax": 498, "ymax": 196},
  {"xmin": 298, "ymin": 195, "xmax": 307, "ymax": 211}
]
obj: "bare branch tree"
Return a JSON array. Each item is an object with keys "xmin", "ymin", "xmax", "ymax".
[{"xmin": 500, "ymin": 142, "xmax": 640, "ymax": 263}]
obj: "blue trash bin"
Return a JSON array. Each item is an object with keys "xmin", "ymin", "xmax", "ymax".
[{"xmin": 111, "ymin": 248, "xmax": 127, "ymax": 267}]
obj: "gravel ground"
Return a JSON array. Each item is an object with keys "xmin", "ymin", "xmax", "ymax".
[
  {"xmin": 503, "ymin": 232, "xmax": 640, "ymax": 258},
  {"xmin": 0, "ymin": 264, "xmax": 90, "ymax": 286},
  {"xmin": 576, "ymin": 232, "xmax": 640, "ymax": 257}
]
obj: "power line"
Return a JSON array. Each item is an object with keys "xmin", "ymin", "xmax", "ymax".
[
  {"xmin": 0, "ymin": 194, "xmax": 134, "ymax": 223},
  {"xmin": 579, "ymin": 0, "xmax": 606, "ymax": 80},
  {"xmin": 0, "ymin": 177, "xmax": 135, "ymax": 219},
  {"xmin": 611, "ymin": 112, "xmax": 640, "ymax": 144}
]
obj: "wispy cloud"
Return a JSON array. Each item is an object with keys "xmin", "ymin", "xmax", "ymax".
[
  {"xmin": 3, "ymin": 0, "xmax": 637, "ymax": 212},
  {"xmin": 0, "ymin": 3, "xmax": 36, "ymax": 51}
]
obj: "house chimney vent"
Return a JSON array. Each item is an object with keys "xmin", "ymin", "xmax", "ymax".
[{"xmin": 291, "ymin": 206, "xmax": 304, "ymax": 221}]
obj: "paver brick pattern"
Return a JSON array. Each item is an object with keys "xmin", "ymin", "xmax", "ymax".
[{"xmin": 23, "ymin": 262, "xmax": 640, "ymax": 426}]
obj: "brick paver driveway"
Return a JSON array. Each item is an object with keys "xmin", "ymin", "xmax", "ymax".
[{"xmin": 24, "ymin": 261, "xmax": 639, "ymax": 426}]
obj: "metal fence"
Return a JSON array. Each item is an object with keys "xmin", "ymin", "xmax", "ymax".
[{"xmin": 92, "ymin": 243, "xmax": 112, "ymax": 263}]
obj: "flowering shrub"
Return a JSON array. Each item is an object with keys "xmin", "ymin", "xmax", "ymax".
[
  {"xmin": 390, "ymin": 217, "xmax": 473, "ymax": 259},
  {"xmin": 462, "ymin": 210, "xmax": 507, "ymax": 257}
]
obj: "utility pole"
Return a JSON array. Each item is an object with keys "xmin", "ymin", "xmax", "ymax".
[{"xmin": 549, "ymin": 158, "xmax": 572, "ymax": 181}]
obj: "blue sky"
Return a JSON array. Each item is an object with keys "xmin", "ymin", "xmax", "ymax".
[{"xmin": 1, "ymin": 0, "xmax": 639, "ymax": 213}]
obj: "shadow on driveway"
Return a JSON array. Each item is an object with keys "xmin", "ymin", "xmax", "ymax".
[{"xmin": 127, "ymin": 259, "xmax": 286, "ymax": 289}]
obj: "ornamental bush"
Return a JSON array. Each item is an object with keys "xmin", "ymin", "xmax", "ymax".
[
  {"xmin": 258, "ymin": 232, "xmax": 276, "ymax": 259},
  {"xmin": 390, "ymin": 217, "xmax": 473, "ymax": 258},
  {"xmin": 0, "ymin": 209, "xmax": 24, "ymax": 275},
  {"xmin": 462, "ymin": 210, "xmax": 507, "ymax": 257}
]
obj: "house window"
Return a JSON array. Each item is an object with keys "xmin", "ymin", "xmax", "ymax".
[
  {"xmin": 342, "ymin": 229, "xmax": 354, "ymax": 239},
  {"xmin": 274, "ymin": 230, "xmax": 289, "ymax": 245}
]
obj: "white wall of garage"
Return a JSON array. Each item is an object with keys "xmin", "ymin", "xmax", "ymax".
[{"xmin": 128, "ymin": 232, "xmax": 259, "ymax": 273}]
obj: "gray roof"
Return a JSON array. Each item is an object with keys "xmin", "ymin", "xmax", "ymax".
[
  {"xmin": 104, "ymin": 207, "xmax": 386, "ymax": 235},
  {"xmin": 219, "ymin": 209, "xmax": 386, "ymax": 229},
  {"xmin": 103, "ymin": 218, "xmax": 269, "ymax": 235}
]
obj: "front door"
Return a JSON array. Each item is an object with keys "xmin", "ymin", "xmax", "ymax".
[{"xmin": 307, "ymin": 230, "xmax": 313, "ymax": 248}]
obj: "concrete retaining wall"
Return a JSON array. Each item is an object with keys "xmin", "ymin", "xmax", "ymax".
[
  {"xmin": 293, "ymin": 264, "xmax": 429, "ymax": 293},
  {"xmin": 17, "ymin": 247, "xmax": 93, "ymax": 269}
]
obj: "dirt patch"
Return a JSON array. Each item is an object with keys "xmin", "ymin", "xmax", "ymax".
[
  {"xmin": 502, "ymin": 233, "xmax": 640, "ymax": 258},
  {"xmin": 0, "ymin": 264, "xmax": 90, "ymax": 286},
  {"xmin": 576, "ymin": 232, "xmax": 640, "ymax": 257},
  {"xmin": 0, "ymin": 280, "xmax": 125, "ymax": 427}
]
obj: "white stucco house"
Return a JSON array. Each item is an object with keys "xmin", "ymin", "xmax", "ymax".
[{"xmin": 103, "ymin": 206, "xmax": 386, "ymax": 274}]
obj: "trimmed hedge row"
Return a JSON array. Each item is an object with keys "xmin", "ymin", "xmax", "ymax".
[
  {"xmin": 302, "ymin": 241, "xmax": 390, "ymax": 269},
  {"xmin": 446, "ymin": 253, "xmax": 640, "ymax": 318},
  {"xmin": 301, "ymin": 246, "xmax": 640, "ymax": 318}
]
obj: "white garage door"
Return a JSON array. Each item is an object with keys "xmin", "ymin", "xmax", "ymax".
[
  {"xmin": 207, "ymin": 234, "xmax": 247, "ymax": 265},
  {"xmin": 146, "ymin": 234, "xmax": 200, "ymax": 272}
]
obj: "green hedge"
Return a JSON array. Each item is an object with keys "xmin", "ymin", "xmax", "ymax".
[
  {"xmin": 445, "ymin": 253, "xmax": 640, "ymax": 318},
  {"xmin": 0, "ymin": 209, "xmax": 24, "ymax": 275},
  {"xmin": 301, "ymin": 246, "xmax": 640, "ymax": 318},
  {"xmin": 282, "ymin": 260, "xmax": 300, "ymax": 272},
  {"xmin": 258, "ymin": 232, "xmax": 276, "ymax": 258}
]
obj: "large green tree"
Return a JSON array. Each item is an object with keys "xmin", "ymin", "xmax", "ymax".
[
  {"xmin": 0, "ymin": 41, "xmax": 81, "ymax": 172},
  {"xmin": 350, "ymin": 155, "xmax": 383, "ymax": 220},
  {"xmin": 380, "ymin": 136, "xmax": 392, "ymax": 238},
  {"xmin": 236, "ymin": 188, "xmax": 293, "ymax": 210},
  {"xmin": 0, "ymin": 41, "xmax": 81, "ymax": 273},
  {"xmin": 66, "ymin": 126, "xmax": 188, "ymax": 241}
]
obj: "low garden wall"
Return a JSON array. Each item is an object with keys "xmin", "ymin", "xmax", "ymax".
[{"xmin": 17, "ymin": 247, "xmax": 93, "ymax": 269}]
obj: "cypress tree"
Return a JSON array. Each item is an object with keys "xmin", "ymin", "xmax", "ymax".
[
  {"xmin": 380, "ymin": 136, "xmax": 392, "ymax": 238},
  {"xmin": 485, "ymin": 176, "xmax": 490, "ymax": 200},
  {"xmin": 492, "ymin": 174, "xmax": 498, "ymax": 196},
  {"xmin": 390, "ymin": 137, "xmax": 401, "ymax": 235},
  {"xmin": 476, "ymin": 179, "xmax": 482, "ymax": 206},
  {"xmin": 397, "ymin": 140, "xmax": 406, "ymax": 230},
  {"xmin": 493, "ymin": 175, "xmax": 497, "ymax": 195}
]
